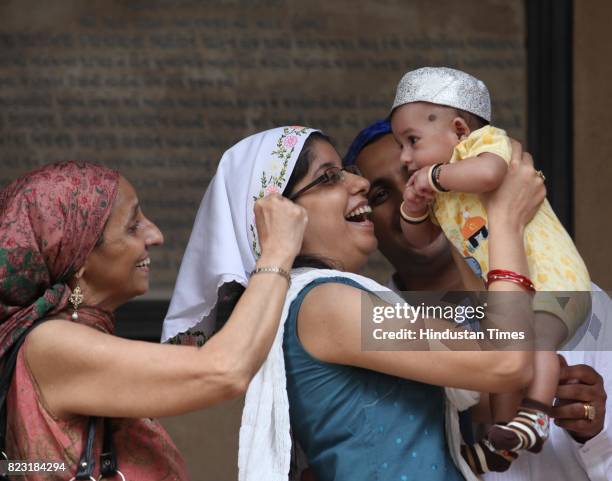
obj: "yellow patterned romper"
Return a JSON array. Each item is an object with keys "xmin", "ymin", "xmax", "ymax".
[{"xmin": 433, "ymin": 126, "xmax": 591, "ymax": 340}]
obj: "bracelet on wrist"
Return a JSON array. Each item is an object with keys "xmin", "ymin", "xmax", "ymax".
[
  {"xmin": 399, "ymin": 202, "xmax": 430, "ymax": 224},
  {"xmin": 250, "ymin": 266, "xmax": 291, "ymax": 286},
  {"xmin": 428, "ymin": 163, "xmax": 450, "ymax": 193},
  {"xmin": 486, "ymin": 269, "xmax": 535, "ymax": 293}
]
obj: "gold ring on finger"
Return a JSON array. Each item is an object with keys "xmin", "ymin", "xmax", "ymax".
[{"xmin": 583, "ymin": 402, "xmax": 596, "ymax": 421}]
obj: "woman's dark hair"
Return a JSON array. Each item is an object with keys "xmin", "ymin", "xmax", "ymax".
[
  {"xmin": 214, "ymin": 281, "xmax": 246, "ymax": 333},
  {"xmin": 282, "ymin": 132, "xmax": 340, "ymax": 270},
  {"xmin": 282, "ymin": 132, "xmax": 331, "ymax": 198}
]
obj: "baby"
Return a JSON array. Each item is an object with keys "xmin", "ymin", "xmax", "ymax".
[{"xmin": 390, "ymin": 67, "xmax": 591, "ymax": 474}]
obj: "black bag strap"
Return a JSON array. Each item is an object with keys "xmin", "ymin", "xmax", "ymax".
[
  {"xmin": 73, "ymin": 418, "xmax": 120, "ymax": 480},
  {"xmin": 74, "ymin": 416, "xmax": 97, "ymax": 480},
  {"xmin": 70, "ymin": 412, "xmax": 120, "ymax": 480},
  {"xmin": 99, "ymin": 418, "xmax": 118, "ymax": 478}
]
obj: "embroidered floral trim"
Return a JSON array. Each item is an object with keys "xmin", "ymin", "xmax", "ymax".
[{"xmin": 249, "ymin": 126, "xmax": 310, "ymax": 257}]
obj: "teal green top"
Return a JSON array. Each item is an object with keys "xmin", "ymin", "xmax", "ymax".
[{"xmin": 283, "ymin": 277, "xmax": 464, "ymax": 481}]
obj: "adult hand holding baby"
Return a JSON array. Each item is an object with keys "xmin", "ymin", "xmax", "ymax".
[
  {"xmin": 479, "ymin": 139, "xmax": 546, "ymax": 232},
  {"xmin": 552, "ymin": 354, "xmax": 607, "ymax": 443}
]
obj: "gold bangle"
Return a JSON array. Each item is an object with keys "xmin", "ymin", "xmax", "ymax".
[
  {"xmin": 399, "ymin": 202, "xmax": 430, "ymax": 224},
  {"xmin": 250, "ymin": 266, "xmax": 291, "ymax": 286}
]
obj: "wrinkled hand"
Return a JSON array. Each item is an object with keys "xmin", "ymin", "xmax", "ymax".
[
  {"xmin": 480, "ymin": 140, "xmax": 546, "ymax": 230},
  {"xmin": 254, "ymin": 193, "xmax": 308, "ymax": 270},
  {"xmin": 402, "ymin": 169, "xmax": 433, "ymax": 216},
  {"xmin": 551, "ymin": 354, "xmax": 607, "ymax": 443}
]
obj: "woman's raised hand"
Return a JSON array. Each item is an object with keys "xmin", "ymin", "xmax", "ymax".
[
  {"xmin": 480, "ymin": 139, "xmax": 546, "ymax": 232},
  {"xmin": 254, "ymin": 193, "xmax": 308, "ymax": 270}
]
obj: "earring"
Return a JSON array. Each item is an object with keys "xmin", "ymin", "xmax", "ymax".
[{"xmin": 69, "ymin": 286, "xmax": 84, "ymax": 321}]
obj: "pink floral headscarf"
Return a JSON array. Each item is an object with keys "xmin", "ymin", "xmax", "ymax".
[{"xmin": 0, "ymin": 161, "xmax": 119, "ymax": 360}]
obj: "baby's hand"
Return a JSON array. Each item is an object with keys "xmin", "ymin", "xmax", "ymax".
[
  {"xmin": 402, "ymin": 180, "xmax": 429, "ymax": 216},
  {"xmin": 410, "ymin": 167, "xmax": 437, "ymax": 199}
]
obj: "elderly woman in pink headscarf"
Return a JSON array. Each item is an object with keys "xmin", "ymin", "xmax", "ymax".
[{"xmin": 0, "ymin": 158, "xmax": 307, "ymax": 480}]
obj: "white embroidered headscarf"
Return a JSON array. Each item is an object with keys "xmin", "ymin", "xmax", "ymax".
[{"xmin": 161, "ymin": 125, "xmax": 317, "ymax": 342}]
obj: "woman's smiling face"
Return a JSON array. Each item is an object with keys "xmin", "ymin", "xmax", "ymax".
[
  {"xmin": 289, "ymin": 138, "xmax": 377, "ymax": 273},
  {"xmin": 80, "ymin": 176, "xmax": 164, "ymax": 310}
]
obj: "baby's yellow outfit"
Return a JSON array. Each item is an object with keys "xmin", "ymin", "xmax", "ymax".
[{"xmin": 432, "ymin": 126, "xmax": 591, "ymax": 340}]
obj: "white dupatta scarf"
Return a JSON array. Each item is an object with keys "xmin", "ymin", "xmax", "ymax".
[
  {"xmin": 161, "ymin": 126, "xmax": 317, "ymax": 344},
  {"xmin": 161, "ymin": 126, "xmax": 318, "ymax": 481}
]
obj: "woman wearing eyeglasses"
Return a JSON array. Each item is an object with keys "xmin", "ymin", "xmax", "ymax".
[{"xmin": 162, "ymin": 127, "xmax": 546, "ymax": 481}]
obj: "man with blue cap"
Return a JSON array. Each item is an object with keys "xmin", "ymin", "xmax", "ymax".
[{"xmin": 344, "ymin": 116, "xmax": 610, "ymax": 481}]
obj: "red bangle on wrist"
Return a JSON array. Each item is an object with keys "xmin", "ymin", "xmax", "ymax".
[{"xmin": 487, "ymin": 269, "xmax": 536, "ymax": 293}]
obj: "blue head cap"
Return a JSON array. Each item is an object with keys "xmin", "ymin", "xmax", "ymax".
[{"xmin": 343, "ymin": 119, "xmax": 392, "ymax": 166}]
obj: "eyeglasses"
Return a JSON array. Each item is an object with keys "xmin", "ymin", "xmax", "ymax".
[{"xmin": 289, "ymin": 165, "xmax": 363, "ymax": 201}]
